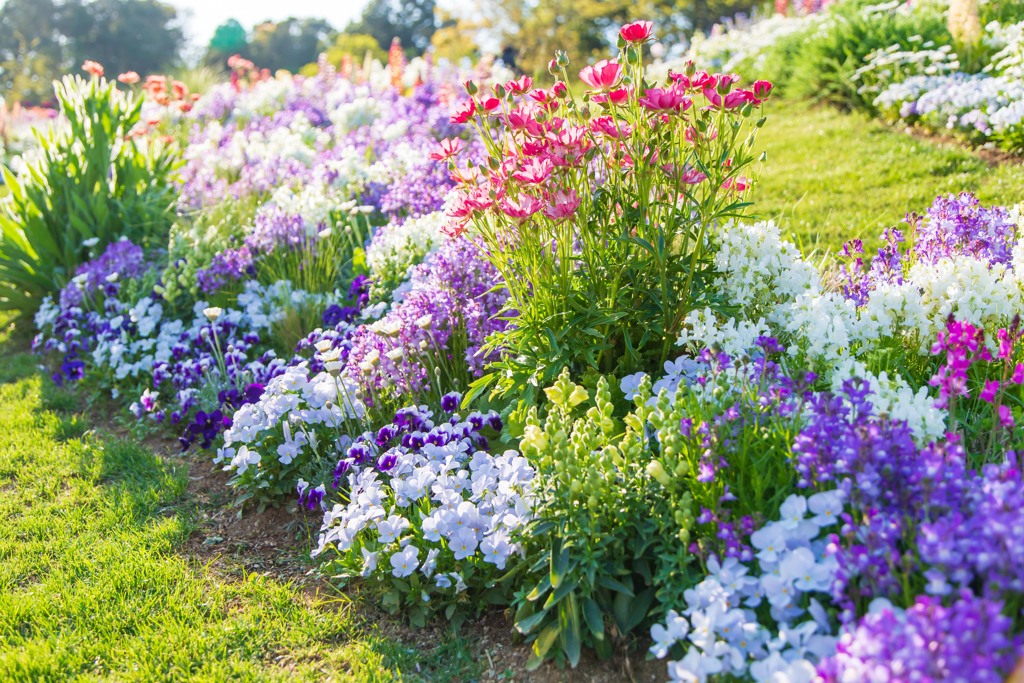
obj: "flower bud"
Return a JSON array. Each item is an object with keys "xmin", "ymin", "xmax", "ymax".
[{"xmin": 646, "ymin": 460, "xmax": 672, "ymax": 487}]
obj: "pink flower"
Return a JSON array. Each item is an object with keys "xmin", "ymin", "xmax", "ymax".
[
  {"xmin": 680, "ymin": 168, "xmax": 707, "ymax": 185},
  {"xmin": 703, "ymin": 87, "xmax": 722, "ymax": 107},
  {"xmin": 450, "ymin": 99, "xmax": 476, "ymax": 124},
  {"xmin": 592, "ymin": 88, "xmax": 630, "ymax": 106},
  {"xmin": 117, "ymin": 71, "xmax": 140, "ymax": 84},
  {"xmin": 1013, "ymin": 363, "xmax": 1024, "ymax": 384},
  {"xmin": 543, "ymin": 189, "xmax": 581, "ymax": 220},
  {"xmin": 512, "ymin": 157, "xmax": 555, "ymax": 185},
  {"xmin": 980, "ymin": 379, "xmax": 1001, "ymax": 403},
  {"xmin": 723, "ymin": 89, "xmax": 757, "ymax": 110},
  {"xmin": 998, "ymin": 404, "xmax": 1015, "ymax": 429},
  {"xmin": 639, "ymin": 87, "xmax": 689, "ymax": 112},
  {"xmin": 82, "ymin": 60, "xmax": 104, "ymax": 78},
  {"xmin": 500, "ymin": 194, "xmax": 543, "ymax": 219},
  {"xmin": 430, "ymin": 138, "xmax": 464, "ymax": 161},
  {"xmin": 579, "ymin": 60, "xmax": 622, "ymax": 90},
  {"xmin": 506, "ymin": 75, "xmax": 533, "ymax": 95},
  {"xmin": 752, "ymin": 80, "xmax": 774, "ymax": 99},
  {"xmin": 591, "ymin": 116, "xmax": 631, "ymax": 139},
  {"xmin": 619, "ymin": 21, "xmax": 654, "ymax": 44},
  {"xmin": 722, "ymin": 176, "xmax": 751, "ymax": 192}
]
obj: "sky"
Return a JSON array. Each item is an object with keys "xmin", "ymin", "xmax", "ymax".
[{"xmin": 168, "ymin": 0, "xmax": 371, "ymax": 52}]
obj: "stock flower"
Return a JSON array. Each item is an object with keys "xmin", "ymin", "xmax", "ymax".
[
  {"xmin": 619, "ymin": 20, "xmax": 654, "ymax": 44},
  {"xmin": 579, "ymin": 60, "xmax": 623, "ymax": 90}
]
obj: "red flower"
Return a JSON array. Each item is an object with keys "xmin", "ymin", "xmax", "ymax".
[
  {"xmin": 752, "ymin": 80, "xmax": 774, "ymax": 99},
  {"xmin": 619, "ymin": 21, "xmax": 654, "ymax": 44},
  {"xmin": 117, "ymin": 71, "xmax": 140, "ymax": 84},
  {"xmin": 430, "ymin": 138, "xmax": 464, "ymax": 161},
  {"xmin": 81, "ymin": 60, "xmax": 104, "ymax": 78},
  {"xmin": 450, "ymin": 99, "xmax": 477, "ymax": 125},
  {"xmin": 579, "ymin": 60, "xmax": 622, "ymax": 90},
  {"xmin": 479, "ymin": 96, "xmax": 501, "ymax": 113}
]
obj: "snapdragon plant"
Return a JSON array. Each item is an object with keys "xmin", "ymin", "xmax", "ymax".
[{"xmin": 440, "ymin": 20, "xmax": 771, "ymax": 406}]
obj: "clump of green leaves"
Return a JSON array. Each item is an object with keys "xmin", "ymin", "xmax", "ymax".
[{"xmin": 0, "ymin": 73, "xmax": 178, "ymax": 312}]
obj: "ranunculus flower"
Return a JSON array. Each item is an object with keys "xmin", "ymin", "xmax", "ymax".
[
  {"xmin": 579, "ymin": 60, "xmax": 622, "ymax": 90},
  {"xmin": 723, "ymin": 89, "xmax": 756, "ymax": 110},
  {"xmin": 619, "ymin": 20, "xmax": 654, "ymax": 43}
]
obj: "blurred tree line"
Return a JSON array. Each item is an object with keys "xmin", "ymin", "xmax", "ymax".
[
  {"xmin": 0, "ymin": 0, "xmax": 759, "ymax": 105},
  {"xmin": 0, "ymin": 0, "xmax": 183, "ymax": 104}
]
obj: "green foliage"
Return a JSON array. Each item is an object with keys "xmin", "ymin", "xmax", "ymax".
[
  {"xmin": 514, "ymin": 371, "xmax": 670, "ymax": 667},
  {"xmin": 0, "ymin": 0, "xmax": 184, "ymax": 105},
  {"xmin": 206, "ymin": 18, "xmax": 249, "ymax": 67},
  {"xmin": 349, "ymin": 0, "xmax": 438, "ymax": 55},
  {"xmin": 321, "ymin": 32, "xmax": 389, "ymax": 67},
  {"xmin": 0, "ymin": 74, "xmax": 178, "ymax": 312},
  {"xmin": 247, "ymin": 17, "xmax": 335, "ymax": 73},
  {"xmin": 772, "ymin": 1, "xmax": 952, "ymax": 110}
]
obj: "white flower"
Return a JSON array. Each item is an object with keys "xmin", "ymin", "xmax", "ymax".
[
  {"xmin": 360, "ymin": 548, "xmax": 379, "ymax": 577},
  {"xmin": 650, "ymin": 610, "xmax": 690, "ymax": 658},
  {"xmin": 389, "ymin": 545, "xmax": 419, "ymax": 578},
  {"xmin": 229, "ymin": 445, "xmax": 261, "ymax": 475},
  {"xmin": 449, "ymin": 527, "xmax": 479, "ymax": 560},
  {"xmin": 203, "ymin": 306, "xmax": 223, "ymax": 321},
  {"xmin": 807, "ymin": 490, "xmax": 843, "ymax": 527}
]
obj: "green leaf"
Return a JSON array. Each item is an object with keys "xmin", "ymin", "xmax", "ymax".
[{"xmin": 550, "ymin": 539, "xmax": 570, "ymax": 589}]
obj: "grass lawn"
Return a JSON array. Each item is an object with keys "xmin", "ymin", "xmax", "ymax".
[
  {"xmin": 752, "ymin": 100, "xmax": 1024, "ymax": 254},
  {"xmin": 0, "ymin": 317, "xmax": 482, "ymax": 682}
]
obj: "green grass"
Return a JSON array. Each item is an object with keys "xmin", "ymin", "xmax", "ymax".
[
  {"xmin": 751, "ymin": 100, "xmax": 1024, "ymax": 254},
  {"xmin": 0, "ymin": 317, "xmax": 480, "ymax": 682}
]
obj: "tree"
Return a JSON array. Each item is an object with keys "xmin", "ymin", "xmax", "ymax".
[
  {"xmin": 205, "ymin": 19, "xmax": 249, "ymax": 67},
  {"xmin": 246, "ymin": 17, "xmax": 334, "ymax": 73},
  {"xmin": 349, "ymin": 0, "xmax": 438, "ymax": 56},
  {"xmin": 0, "ymin": 0, "xmax": 185, "ymax": 104},
  {"xmin": 58, "ymin": 0, "xmax": 185, "ymax": 79},
  {"xmin": 0, "ymin": 0, "xmax": 65, "ymax": 104}
]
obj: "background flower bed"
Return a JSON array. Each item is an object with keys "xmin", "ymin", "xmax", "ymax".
[{"xmin": 3, "ymin": 14, "xmax": 1024, "ymax": 683}]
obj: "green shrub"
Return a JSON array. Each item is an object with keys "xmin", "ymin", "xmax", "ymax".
[
  {"xmin": 783, "ymin": 1, "xmax": 952, "ymax": 110},
  {"xmin": 0, "ymin": 74, "xmax": 178, "ymax": 312}
]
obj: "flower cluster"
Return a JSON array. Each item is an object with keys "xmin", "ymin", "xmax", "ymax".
[
  {"xmin": 649, "ymin": 493, "xmax": 843, "ymax": 683},
  {"xmin": 314, "ymin": 401, "xmax": 534, "ymax": 624}
]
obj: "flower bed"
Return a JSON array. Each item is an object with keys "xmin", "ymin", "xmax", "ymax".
[{"xmin": 11, "ymin": 21, "xmax": 1024, "ymax": 683}]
